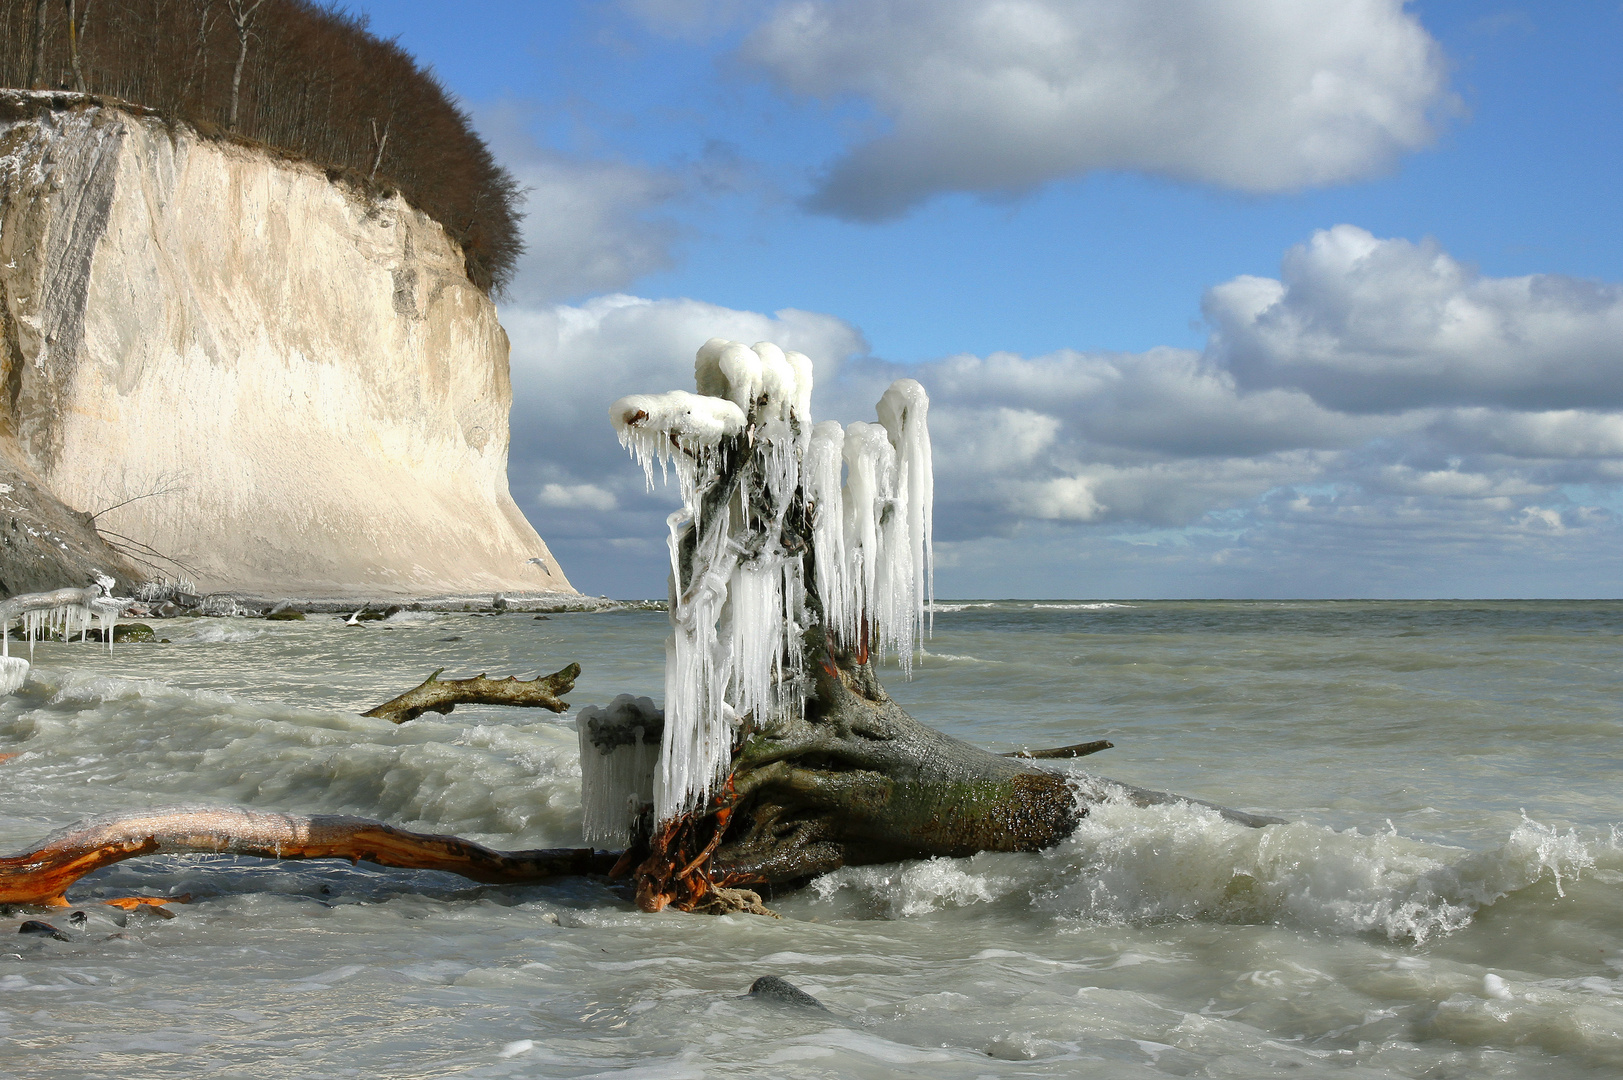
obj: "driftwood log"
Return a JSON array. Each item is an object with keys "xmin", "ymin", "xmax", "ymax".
[
  {"xmin": 363, "ymin": 663, "xmax": 579, "ymax": 723},
  {"xmin": 0, "ymin": 661, "xmax": 1275, "ymax": 911},
  {"xmin": 0, "ymin": 807, "xmax": 615, "ymax": 908},
  {"xmin": 615, "ymin": 639, "xmax": 1278, "ymax": 914},
  {"xmin": 591, "ymin": 410, "xmax": 1280, "ymax": 913}
]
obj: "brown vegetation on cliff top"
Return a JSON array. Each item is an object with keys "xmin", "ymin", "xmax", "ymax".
[{"xmin": 0, "ymin": 0, "xmax": 522, "ymax": 294}]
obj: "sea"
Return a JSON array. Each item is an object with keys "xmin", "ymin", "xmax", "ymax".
[{"xmin": 1, "ymin": 599, "xmax": 1620, "ymax": 1078}]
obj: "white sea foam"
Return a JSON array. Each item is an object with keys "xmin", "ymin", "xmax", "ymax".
[
  {"xmin": 382, "ymin": 609, "xmax": 450, "ymax": 624},
  {"xmin": 44, "ymin": 671, "xmax": 237, "ymax": 707},
  {"xmin": 809, "ymin": 794, "xmax": 1608, "ymax": 944},
  {"xmin": 173, "ymin": 621, "xmax": 265, "ymax": 643},
  {"xmin": 918, "ymin": 649, "xmax": 996, "ymax": 664},
  {"xmin": 1031, "ymin": 602, "xmax": 1135, "ymax": 610},
  {"xmin": 812, "ymin": 856, "xmax": 1018, "ymax": 917}
]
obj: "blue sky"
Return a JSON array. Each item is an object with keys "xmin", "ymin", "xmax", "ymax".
[{"xmin": 357, "ymin": 1, "xmax": 1623, "ymax": 599}]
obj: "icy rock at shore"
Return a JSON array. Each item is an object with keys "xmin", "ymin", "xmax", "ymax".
[
  {"xmin": 577, "ymin": 694, "xmax": 663, "ymax": 847},
  {"xmin": 605, "ymin": 338, "xmax": 933, "ymax": 825}
]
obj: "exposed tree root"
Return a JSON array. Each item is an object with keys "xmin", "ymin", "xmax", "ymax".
[
  {"xmin": 363, "ymin": 663, "xmax": 579, "ymax": 723},
  {"xmin": 0, "ymin": 806, "xmax": 615, "ymax": 907}
]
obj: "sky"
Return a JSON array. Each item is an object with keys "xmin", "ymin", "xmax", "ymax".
[{"xmin": 354, "ymin": 0, "xmax": 1623, "ymax": 600}]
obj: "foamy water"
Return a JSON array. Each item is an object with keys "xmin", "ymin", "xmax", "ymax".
[{"xmin": 2, "ymin": 601, "xmax": 1620, "ymax": 1077}]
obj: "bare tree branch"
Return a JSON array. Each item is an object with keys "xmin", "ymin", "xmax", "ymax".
[{"xmin": 363, "ymin": 663, "xmax": 581, "ymax": 724}]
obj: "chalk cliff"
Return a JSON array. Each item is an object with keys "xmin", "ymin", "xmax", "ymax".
[{"xmin": 0, "ymin": 92, "xmax": 568, "ymax": 598}]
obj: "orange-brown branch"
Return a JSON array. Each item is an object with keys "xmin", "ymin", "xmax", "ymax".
[{"xmin": 0, "ymin": 807, "xmax": 616, "ymax": 907}]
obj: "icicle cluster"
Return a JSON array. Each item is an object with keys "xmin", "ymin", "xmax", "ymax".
[
  {"xmin": 605, "ymin": 338, "xmax": 933, "ymax": 825},
  {"xmin": 806, "ymin": 380, "xmax": 934, "ymax": 674},
  {"xmin": 0, "ymin": 585, "xmax": 125, "ymax": 687},
  {"xmin": 576, "ymin": 695, "xmax": 663, "ymax": 847},
  {"xmin": 0, "ymin": 657, "xmax": 27, "ymax": 695}
]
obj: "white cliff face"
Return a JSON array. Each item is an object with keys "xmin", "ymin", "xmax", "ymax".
[{"xmin": 0, "ymin": 94, "xmax": 570, "ymax": 597}]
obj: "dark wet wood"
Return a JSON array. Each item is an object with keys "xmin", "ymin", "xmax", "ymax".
[{"xmin": 1003, "ymin": 739, "xmax": 1114, "ymax": 759}]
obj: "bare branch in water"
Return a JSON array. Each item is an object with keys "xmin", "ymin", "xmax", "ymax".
[
  {"xmin": 363, "ymin": 663, "xmax": 580, "ymax": 724},
  {"xmin": 1002, "ymin": 740, "xmax": 1114, "ymax": 760}
]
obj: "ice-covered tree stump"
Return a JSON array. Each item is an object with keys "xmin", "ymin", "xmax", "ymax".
[
  {"xmin": 0, "ymin": 340, "xmax": 1278, "ymax": 915},
  {"xmin": 581, "ymin": 339, "xmax": 1089, "ymax": 913}
]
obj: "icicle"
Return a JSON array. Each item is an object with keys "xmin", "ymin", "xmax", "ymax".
[
  {"xmin": 841, "ymin": 422, "xmax": 895, "ymax": 654},
  {"xmin": 806, "ymin": 420, "xmax": 851, "ymax": 642},
  {"xmin": 717, "ymin": 342, "xmax": 764, "ymax": 412},
  {"xmin": 0, "ymin": 586, "xmax": 127, "ymax": 670},
  {"xmin": 728, "ymin": 561, "xmax": 784, "ymax": 727},
  {"xmin": 577, "ymin": 695, "xmax": 663, "ymax": 847},
  {"xmin": 784, "ymin": 351, "xmax": 815, "ymax": 425},
  {"xmin": 610, "ymin": 390, "xmax": 745, "ymax": 494},
  {"xmin": 694, "ymin": 337, "xmax": 733, "ymax": 399},
  {"xmin": 0, "ymin": 656, "xmax": 26, "ymax": 695},
  {"xmin": 877, "ymin": 378, "xmax": 934, "ymax": 643},
  {"xmin": 656, "ymin": 511, "xmax": 740, "ymax": 823},
  {"xmin": 753, "ymin": 341, "xmax": 797, "ymax": 422}
]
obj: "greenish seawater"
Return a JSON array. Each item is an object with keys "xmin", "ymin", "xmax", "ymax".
[{"xmin": 2, "ymin": 600, "xmax": 1619, "ymax": 1077}]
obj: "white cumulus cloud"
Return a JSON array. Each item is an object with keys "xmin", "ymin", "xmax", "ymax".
[
  {"xmin": 537, "ymin": 483, "xmax": 619, "ymax": 512},
  {"xmin": 736, "ymin": 0, "xmax": 1451, "ymax": 219},
  {"xmin": 502, "ymin": 226, "xmax": 1623, "ymax": 596},
  {"xmin": 1206, "ymin": 225, "xmax": 1623, "ymax": 412}
]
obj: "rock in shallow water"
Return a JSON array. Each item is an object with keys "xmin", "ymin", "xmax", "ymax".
[
  {"xmin": 17, "ymin": 920, "xmax": 70, "ymax": 941},
  {"xmin": 747, "ymin": 976, "xmax": 826, "ymax": 1009}
]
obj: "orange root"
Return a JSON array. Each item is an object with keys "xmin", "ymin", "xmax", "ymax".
[
  {"xmin": 102, "ymin": 894, "xmax": 192, "ymax": 910},
  {"xmin": 633, "ymin": 778, "xmax": 739, "ymax": 913}
]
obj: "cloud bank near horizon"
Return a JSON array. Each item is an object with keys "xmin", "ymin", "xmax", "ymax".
[{"xmin": 503, "ymin": 226, "xmax": 1623, "ymax": 597}]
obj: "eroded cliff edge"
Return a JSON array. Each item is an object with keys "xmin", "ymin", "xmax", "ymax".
[{"xmin": 0, "ymin": 92, "xmax": 570, "ymax": 598}]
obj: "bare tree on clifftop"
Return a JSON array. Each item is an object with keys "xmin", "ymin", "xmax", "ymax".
[
  {"xmin": 27, "ymin": 0, "xmax": 47, "ymax": 88},
  {"xmin": 61, "ymin": 0, "xmax": 87, "ymax": 91},
  {"xmin": 226, "ymin": 0, "xmax": 262, "ymax": 130}
]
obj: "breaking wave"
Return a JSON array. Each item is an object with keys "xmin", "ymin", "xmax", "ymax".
[
  {"xmin": 810, "ymin": 793, "xmax": 1609, "ymax": 943},
  {"xmin": 1031, "ymin": 602, "xmax": 1135, "ymax": 610}
]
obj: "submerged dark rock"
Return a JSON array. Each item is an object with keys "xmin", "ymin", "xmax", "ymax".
[
  {"xmin": 747, "ymin": 976, "xmax": 827, "ymax": 1010},
  {"xmin": 18, "ymin": 919, "xmax": 69, "ymax": 940}
]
